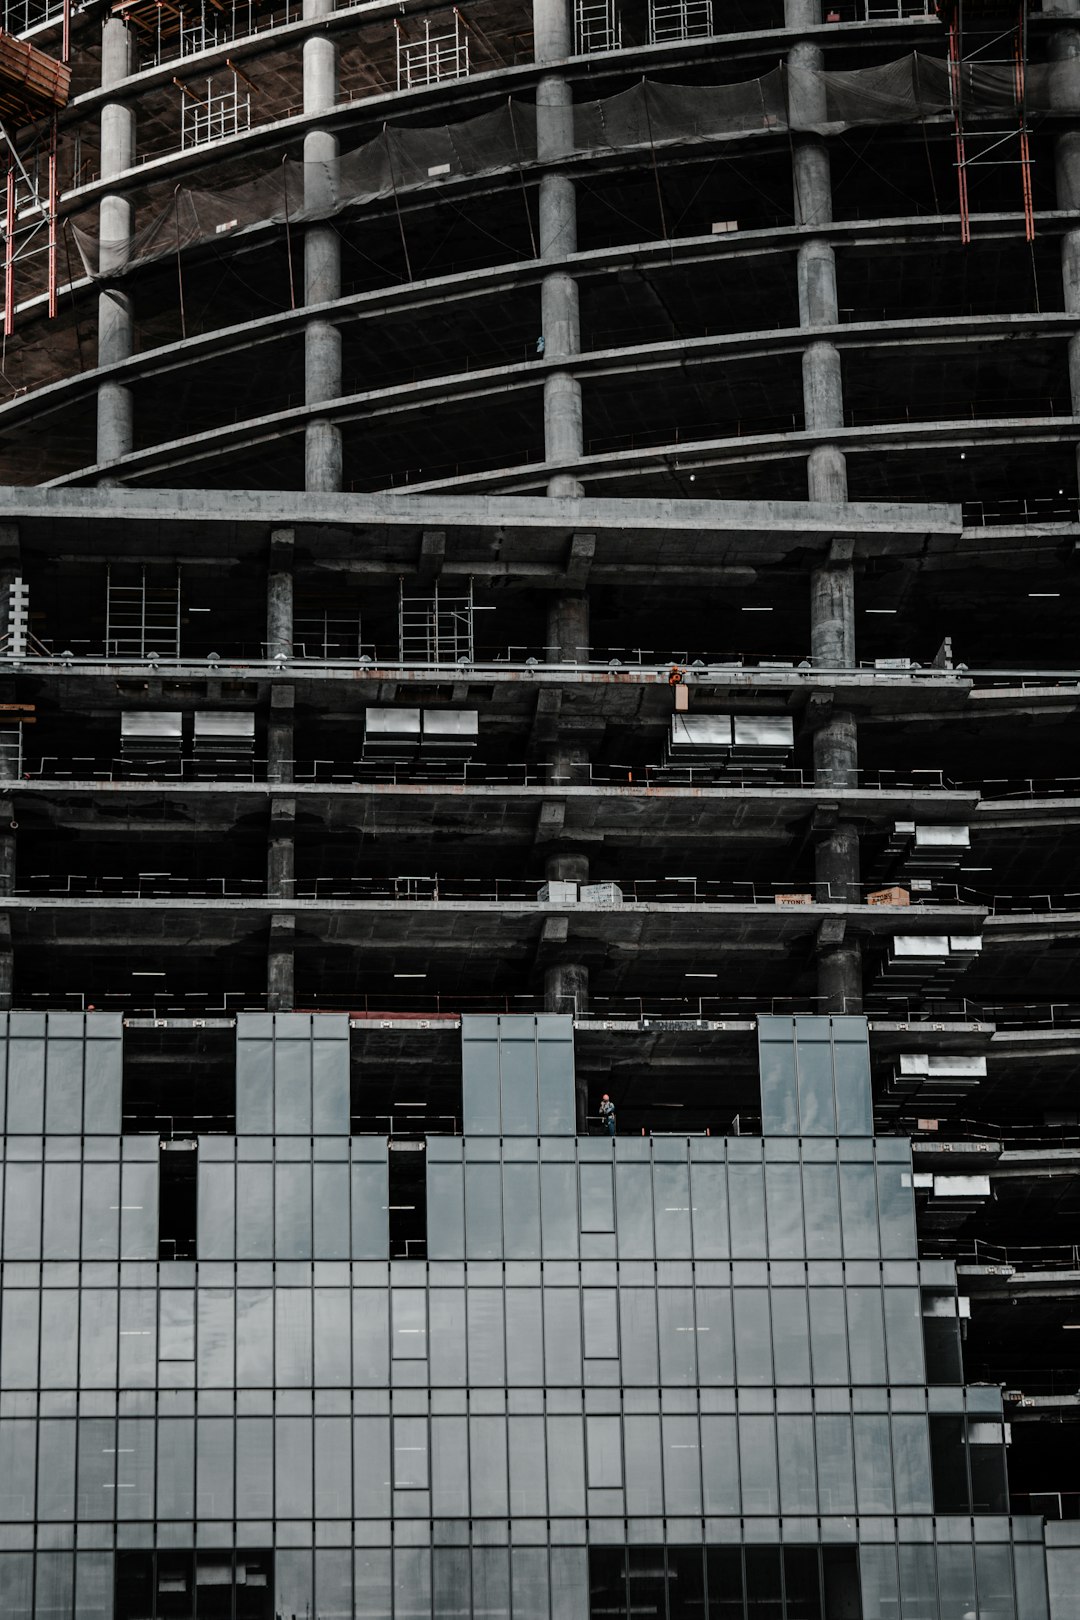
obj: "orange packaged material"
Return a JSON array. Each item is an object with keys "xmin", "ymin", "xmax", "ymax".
[
  {"xmin": 867, "ymin": 886, "xmax": 911, "ymax": 906},
  {"xmin": 775, "ymin": 893, "xmax": 813, "ymax": 906}
]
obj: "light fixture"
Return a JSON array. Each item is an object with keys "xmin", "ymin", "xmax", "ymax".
[
  {"xmin": 393, "ymin": 973, "xmax": 426, "ymax": 979},
  {"xmin": 741, "ymin": 607, "xmax": 773, "ymax": 613},
  {"xmin": 1028, "ymin": 593, "xmax": 1060, "ymax": 599},
  {"xmin": 866, "ymin": 609, "xmax": 898, "ymax": 614},
  {"xmin": 686, "ymin": 972, "xmax": 719, "ymax": 978}
]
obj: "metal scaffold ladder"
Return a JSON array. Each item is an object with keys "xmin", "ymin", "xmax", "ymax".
[
  {"xmin": 575, "ymin": 0, "xmax": 621, "ymax": 54},
  {"xmin": 398, "ymin": 578, "xmax": 474, "ymax": 665},
  {"xmin": 105, "ymin": 565, "xmax": 183, "ymax": 660},
  {"xmin": 647, "ymin": 0, "xmax": 713, "ymax": 44},
  {"xmin": 394, "ymin": 10, "xmax": 470, "ymax": 91},
  {"xmin": 940, "ymin": 0, "xmax": 1035, "ymax": 244}
]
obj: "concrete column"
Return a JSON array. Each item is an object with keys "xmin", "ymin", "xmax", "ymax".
[
  {"xmin": 535, "ymin": 0, "xmax": 584, "ymax": 497},
  {"xmin": 268, "ymin": 914, "xmax": 295, "ymax": 1011},
  {"xmin": 267, "ymin": 528, "xmax": 295, "ymax": 660},
  {"xmin": 785, "ymin": 20, "xmax": 848, "ymax": 505},
  {"xmin": 303, "ymin": 0, "xmax": 342, "ymax": 492},
  {"xmin": 1052, "ymin": 18, "xmax": 1080, "ymax": 491},
  {"xmin": 96, "ymin": 18, "xmax": 135, "ymax": 467},
  {"xmin": 817, "ymin": 941, "xmax": 862, "ymax": 1016},
  {"xmin": 545, "ymin": 958, "xmax": 588, "ymax": 1018},
  {"xmin": 546, "ymin": 591, "xmax": 589, "ymax": 662},
  {"xmin": 810, "ymin": 540, "xmax": 861, "ymax": 1004}
]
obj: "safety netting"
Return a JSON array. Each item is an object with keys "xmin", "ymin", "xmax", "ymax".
[{"xmin": 69, "ymin": 51, "xmax": 1080, "ymax": 280}]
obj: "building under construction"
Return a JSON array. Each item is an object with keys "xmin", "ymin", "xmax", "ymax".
[{"xmin": 0, "ymin": 0, "xmax": 1076, "ymax": 1614}]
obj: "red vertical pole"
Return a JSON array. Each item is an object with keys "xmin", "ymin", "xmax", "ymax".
[
  {"xmin": 1015, "ymin": 10, "xmax": 1035, "ymax": 242},
  {"xmin": 48, "ymin": 121, "xmax": 58, "ymax": 319},
  {"xmin": 4, "ymin": 162, "xmax": 15, "ymax": 336},
  {"xmin": 62, "ymin": 0, "xmax": 70, "ymax": 62},
  {"xmin": 948, "ymin": 14, "xmax": 971, "ymax": 245}
]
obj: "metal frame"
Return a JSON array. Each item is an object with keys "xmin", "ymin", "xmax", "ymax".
[
  {"xmin": 945, "ymin": 0, "xmax": 1034, "ymax": 245},
  {"xmin": 105, "ymin": 564, "xmax": 183, "ymax": 660},
  {"xmin": 574, "ymin": 0, "xmax": 621, "ymax": 54},
  {"xmin": 647, "ymin": 0, "xmax": 712, "ymax": 44},
  {"xmin": 395, "ymin": 10, "xmax": 470, "ymax": 92},
  {"xmin": 398, "ymin": 577, "xmax": 474, "ymax": 664},
  {"xmin": 178, "ymin": 69, "xmax": 252, "ymax": 148}
]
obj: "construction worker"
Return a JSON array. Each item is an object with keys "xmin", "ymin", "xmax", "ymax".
[{"xmin": 599, "ymin": 1093, "xmax": 616, "ymax": 1137}]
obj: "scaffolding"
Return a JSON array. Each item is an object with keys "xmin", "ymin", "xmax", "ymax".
[
  {"xmin": 575, "ymin": 0, "xmax": 621, "ymax": 55},
  {"xmin": 114, "ymin": 0, "xmax": 283, "ymax": 68},
  {"xmin": 0, "ymin": 25, "xmax": 68, "ymax": 330},
  {"xmin": 105, "ymin": 565, "xmax": 183, "ymax": 660},
  {"xmin": 177, "ymin": 67, "xmax": 252, "ymax": 149},
  {"xmin": 939, "ymin": 0, "xmax": 1034, "ymax": 244},
  {"xmin": 398, "ymin": 578, "xmax": 474, "ymax": 665},
  {"xmin": 647, "ymin": 0, "xmax": 712, "ymax": 44},
  {"xmin": 394, "ymin": 11, "xmax": 470, "ymax": 92}
]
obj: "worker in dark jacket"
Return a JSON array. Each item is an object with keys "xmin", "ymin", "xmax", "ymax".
[{"xmin": 599, "ymin": 1094, "xmax": 616, "ymax": 1137}]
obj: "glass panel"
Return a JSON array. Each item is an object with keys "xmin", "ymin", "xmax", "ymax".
[
  {"xmin": 898, "ymin": 1543, "xmax": 937, "ymax": 1620},
  {"xmin": 583, "ymin": 1289, "xmax": 619, "ymax": 1359},
  {"xmin": 783, "ymin": 1548, "xmax": 822, "ymax": 1620},
  {"xmin": 351, "ymin": 1159, "xmax": 389, "ymax": 1259},
  {"xmin": 619, "ymin": 1288, "xmax": 659, "ymax": 1386},
  {"xmin": 502, "ymin": 1163, "xmax": 541, "ymax": 1260},
  {"xmin": 235, "ymin": 1416, "xmax": 273, "ymax": 1518},
  {"xmin": 546, "ymin": 1417, "xmax": 586, "ymax": 1517},
  {"xmin": 353, "ymin": 1417, "xmax": 391, "ymax": 1517},
  {"xmin": 511, "ymin": 1549, "xmax": 550, "ymax": 1620},
  {"xmin": 313, "ymin": 1161, "xmax": 350, "ymax": 1260},
  {"xmin": 355, "ymin": 1551, "xmax": 393, "ymax": 1620},
  {"xmin": 834, "ymin": 1037, "xmax": 873, "ymax": 1136},
  {"xmin": 40, "ymin": 1291, "xmax": 78, "ymax": 1388},
  {"xmin": 540, "ymin": 1163, "xmax": 579, "ymax": 1259},
  {"xmin": 433, "ymin": 1549, "xmax": 470, "ymax": 1620},
  {"xmin": 759, "ymin": 1029, "xmax": 797, "ymax": 1134},
  {"xmin": 431, "ymin": 1415, "xmax": 469, "ymax": 1517},
  {"xmin": 45, "ymin": 1041, "xmax": 83, "ymax": 1134},
  {"xmin": 1013, "ymin": 1544, "xmax": 1049, "ymax": 1620},
  {"xmin": 733, "ymin": 1289, "xmax": 772, "ymax": 1385},
  {"xmin": 585, "ymin": 1416, "xmax": 622, "ymax": 1489},
  {"xmin": 392, "ymin": 1289, "xmax": 427, "ymax": 1361},
  {"xmin": 771, "ymin": 1287, "xmax": 811, "ymax": 1385},
  {"xmin": 197, "ymin": 1288, "xmax": 234, "ymax": 1386},
  {"xmin": 275, "ymin": 1288, "xmax": 313, "ymax": 1385},
  {"xmin": 839, "ymin": 1163, "xmax": 879, "ymax": 1258},
  {"xmin": 501, "ymin": 1037, "xmax": 538, "ymax": 1136},
  {"xmin": 776, "ymin": 1416, "xmax": 817, "ymax": 1516},
  {"xmin": 312, "ymin": 1038, "xmax": 350, "ymax": 1135},
  {"xmin": 860, "ymin": 1546, "xmax": 899, "ymax": 1620},
  {"xmin": 34, "ymin": 1550, "xmax": 74, "ymax": 1620},
  {"xmin": 428, "ymin": 1288, "xmax": 466, "ymax": 1387},
  {"xmin": 155, "ymin": 1417, "xmax": 195, "ymax": 1518},
  {"xmin": 393, "ymin": 1416, "xmax": 429, "ymax": 1489},
  {"xmin": 198, "ymin": 1162, "xmax": 235, "ymax": 1262},
  {"xmin": 853, "ymin": 1413, "xmax": 894, "ymax": 1514},
  {"xmin": 7, "ymin": 1040, "xmax": 44, "ymax": 1132},
  {"xmin": 352, "ymin": 1290, "xmax": 390, "ymax": 1388},
  {"xmin": 877, "ymin": 1162, "xmax": 918, "ymax": 1259},
  {"xmin": 551, "ymin": 1547, "xmax": 588, "ymax": 1620},
  {"xmin": 274, "ymin": 1039, "xmax": 311, "ymax": 1135},
  {"xmin": 815, "ymin": 1415, "xmax": 856, "ymax": 1515},
  {"xmin": 802, "ymin": 1163, "xmax": 842, "ymax": 1258},
  {"xmin": 661, "ymin": 1414, "xmax": 702, "ymax": 1514},
  {"xmin": 705, "ymin": 1549, "xmax": 744, "ymax": 1620},
  {"xmin": 727, "ymin": 1165, "xmax": 766, "ymax": 1258},
  {"xmin": 614, "ymin": 1163, "xmax": 654, "ymax": 1258},
  {"xmin": 580, "ymin": 1163, "xmax": 615, "ymax": 1233},
  {"xmin": 236, "ymin": 1162, "xmax": 273, "ymax": 1260},
  {"xmin": 42, "ymin": 1164, "xmax": 80, "ymax": 1261},
  {"xmin": 1, "ymin": 1290, "xmax": 39, "ymax": 1387},
  {"xmin": 623, "ymin": 1415, "xmax": 663, "ymax": 1516},
  {"xmin": 504, "ymin": 1289, "xmax": 544, "ymax": 1386},
  {"xmin": 4, "ymin": 1165, "xmax": 42, "ymax": 1258},
  {"xmin": 695, "ymin": 1287, "xmax": 735, "ymax": 1384},
  {"xmin": 690, "ymin": 1161, "xmax": 729, "ymax": 1258},
  {"xmin": 196, "ymin": 1416, "xmax": 234, "ymax": 1519},
  {"xmin": 314, "ymin": 1289, "xmax": 351, "ymax": 1386},
  {"xmin": 796, "ymin": 1035, "xmax": 836, "ymax": 1135},
  {"xmin": 465, "ymin": 1164, "xmax": 502, "ymax": 1260},
  {"xmin": 884, "ymin": 1287, "xmax": 925, "ymax": 1384},
  {"xmin": 36, "ymin": 1420, "xmax": 75, "ymax": 1522},
  {"xmin": 658, "ymin": 1288, "xmax": 697, "ymax": 1385},
  {"xmin": 79, "ymin": 1288, "xmax": 117, "ymax": 1388},
  {"xmin": 809, "ymin": 1288, "xmax": 848, "ymax": 1384},
  {"xmin": 81, "ymin": 1163, "xmax": 119, "ymax": 1261},
  {"xmin": 744, "ymin": 1548, "xmax": 783, "ymax": 1620},
  {"xmin": 0, "ymin": 1420, "xmax": 35, "ymax": 1520},
  {"xmin": 275, "ymin": 1416, "xmax": 314, "ymax": 1518},
  {"xmin": 84, "ymin": 1040, "xmax": 122, "ymax": 1134},
  {"xmin": 469, "ymin": 1416, "xmax": 509, "ymax": 1515},
  {"xmin": 653, "ymin": 1162, "xmax": 692, "ymax": 1258},
  {"xmin": 738, "ymin": 1414, "xmax": 778, "ymax": 1514},
  {"xmin": 394, "ymin": 1549, "xmax": 432, "ymax": 1620},
  {"xmin": 847, "ymin": 1288, "xmax": 887, "ymax": 1384},
  {"xmin": 235, "ymin": 1287, "xmax": 273, "ymax": 1386},
  {"xmin": 315, "ymin": 1549, "xmax": 354, "ymax": 1620},
  {"xmin": 120, "ymin": 1160, "xmax": 158, "ymax": 1261},
  {"xmin": 467, "ymin": 1288, "xmax": 505, "ymax": 1385},
  {"xmin": 891, "ymin": 1415, "xmax": 933, "ymax": 1514},
  {"xmin": 543, "ymin": 1289, "xmax": 582, "ymax": 1386},
  {"xmin": 236, "ymin": 1037, "xmax": 272, "ymax": 1134},
  {"xmin": 427, "ymin": 1163, "xmax": 465, "ymax": 1260},
  {"xmin": 275, "ymin": 1162, "xmax": 312, "ymax": 1260},
  {"xmin": 764, "ymin": 1163, "xmax": 803, "ymax": 1259},
  {"xmin": 936, "ymin": 1546, "xmax": 976, "ymax": 1620},
  {"xmin": 462, "ymin": 1027, "xmax": 501, "ymax": 1134},
  {"xmin": 508, "ymin": 1417, "xmax": 547, "ymax": 1516},
  {"xmin": 538, "ymin": 1027, "xmax": 576, "ymax": 1134},
  {"xmin": 0, "ymin": 1553, "xmax": 33, "ymax": 1620}
]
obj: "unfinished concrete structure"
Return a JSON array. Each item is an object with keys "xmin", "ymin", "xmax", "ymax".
[{"xmin": 0, "ymin": 0, "xmax": 1077, "ymax": 1614}]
